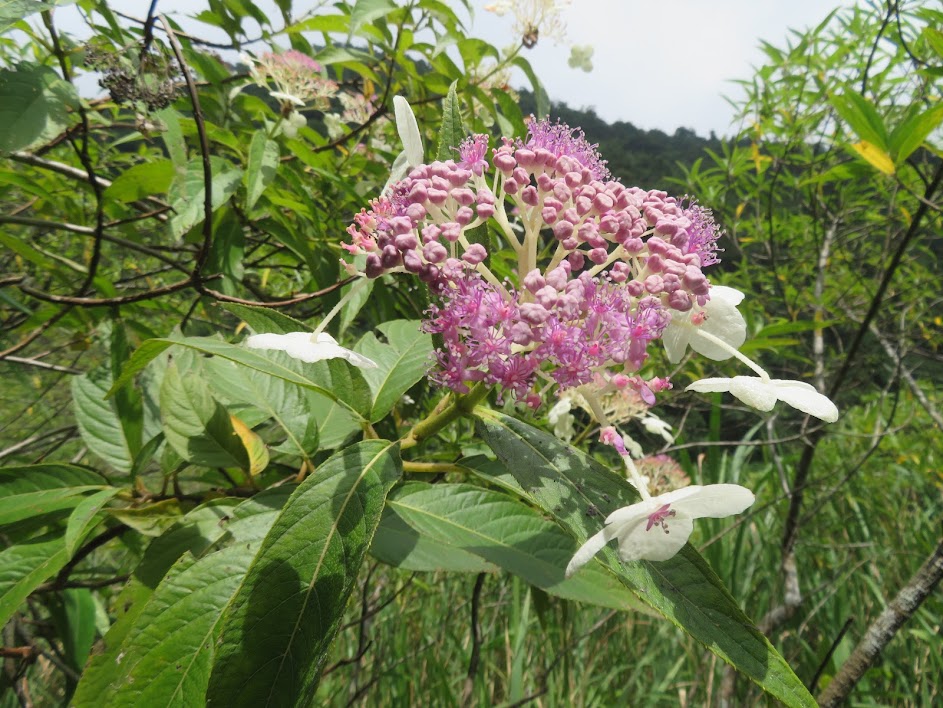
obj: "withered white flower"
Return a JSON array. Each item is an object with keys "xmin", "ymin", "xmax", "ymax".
[
  {"xmin": 686, "ymin": 376, "xmax": 839, "ymax": 423},
  {"xmin": 566, "ymin": 484, "xmax": 755, "ymax": 576},
  {"xmin": 245, "ymin": 332, "xmax": 377, "ymax": 369}
]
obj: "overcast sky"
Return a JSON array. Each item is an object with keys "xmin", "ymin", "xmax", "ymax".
[{"xmin": 49, "ymin": 0, "xmax": 843, "ymax": 137}]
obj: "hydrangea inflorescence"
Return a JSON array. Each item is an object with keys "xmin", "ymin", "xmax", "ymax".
[{"xmin": 344, "ymin": 116, "xmax": 721, "ymax": 406}]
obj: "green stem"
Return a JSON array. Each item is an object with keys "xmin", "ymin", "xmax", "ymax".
[
  {"xmin": 313, "ymin": 277, "xmax": 369, "ymax": 335},
  {"xmin": 400, "ymin": 383, "xmax": 490, "ymax": 450}
]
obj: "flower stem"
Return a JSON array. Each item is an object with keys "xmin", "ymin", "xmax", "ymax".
[
  {"xmin": 313, "ymin": 276, "xmax": 369, "ymax": 335},
  {"xmin": 400, "ymin": 383, "xmax": 490, "ymax": 451}
]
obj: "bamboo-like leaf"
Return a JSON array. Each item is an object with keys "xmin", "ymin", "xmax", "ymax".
[
  {"xmin": 436, "ymin": 80, "xmax": 465, "ymax": 161},
  {"xmin": 850, "ymin": 140, "xmax": 895, "ymax": 175}
]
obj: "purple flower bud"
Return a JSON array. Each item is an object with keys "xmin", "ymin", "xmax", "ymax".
[
  {"xmin": 503, "ymin": 178, "xmax": 519, "ymax": 195},
  {"xmin": 514, "ymin": 148, "xmax": 536, "ymax": 168},
  {"xmin": 521, "ymin": 186, "xmax": 539, "ymax": 206},
  {"xmin": 430, "ymin": 161, "xmax": 450, "ymax": 178},
  {"xmin": 520, "ymin": 302, "xmax": 551, "ymax": 324},
  {"xmin": 564, "ymin": 171, "xmax": 583, "ymax": 189},
  {"xmin": 421, "ymin": 224, "xmax": 441, "ymax": 243},
  {"xmin": 588, "ymin": 247, "xmax": 609, "ymax": 264},
  {"xmin": 493, "ymin": 151, "xmax": 516, "ymax": 173},
  {"xmin": 552, "ymin": 220, "xmax": 574, "ymax": 240},
  {"xmin": 567, "ymin": 251, "xmax": 585, "ymax": 271},
  {"xmin": 381, "ymin": 244, "xmax": 401, "ymax": 268},
  {"xmin": 477, "ymin": 187, "xmax": 496, "ymax": 204},
  {"xmin": 365, "ymin": 253, "xmax": 383, "ymax": 278},
  {"xmin": 626, "ymin": 279, "xmax": 644, "ymax": 297},
  {"xmin": 576, "ymin": 196, "xmax": 593, "ymax": 216},
  {"xmin": 668, "ymin": 290, "xmax": 692, "ymax": 311},
  {"xmin": 406, "ymin": 203, "xmax": 427, "ymax": 222},
  {"xmin": 455, "ymin": 206, "xmax": 475, "ymax": 226},
  {"xmin": 448, "ymin": 169, "xmax": 471, "ymax": 187},
  {"xmin": 655, "ymin": 218, "xmax": 679, "ymax": 236},
  {"xmin": 450, "ymin": 188, "xmax": 475, "ymax": 206},
  {"xmin": 409, "ymin": 182, "xmax": 428, "ymax": 202},
  {"xmin": 542, "ymin": 206, "xmax": 559, "ymax": 224},
  {"xmin": 423, "ymin": 241, "xmax": 447, "ymax": 263},
  {"xmin": 523, "ymin": 269, "xmax": 545, "ymax": 293},
  {"xmin": 593, "ymin": 193, "xmax": 614, "ymax": 213},
  {"xmin": 646, "ymin": 254, "xmax": 665, "ymax": 273},
  {"xmin": 441, "ymin": 222, "xmax": 461, "ymax": 242},
  {"xmin": 535, "ymin": 285, "xmax": 558, "ymax": 308},
  {"xmin": 610, "ymin": 261, "xmax": 630, "ymax": 282},
  {"xmin": 644, "ymin": 275, "xmax": 664, "ymax": 294},
  {"xmin": 463, "ymin": 243, "xmax": 487, "ymax": 264},
  {"xmin": 662, "ymin": 273, "xmax": 681, "ymax": 293},
  {"xmin": 512, "ymin": 167, "xmax": 529, "ymax": 185},
  {"xmin": 561, "ymin": 237, "xmax": 579, "ymax": 250},
  {"xmin": 536, "ymin": 173, "xmax": 554, "ymax": 192},
  {"xmin": 403, "ymin": 250, "xmax": 423, "ymax": 273},
  {"xmin": 476, "ymin": 203, "xmax": 495, "ymax": 219},
  {"xmin": 394, "ymin": 233, "xmax": 418, "ymax": 250},
  {"xmin": 546, "ymin": 266, "xmax": 568, "ymax": 290},
  {"xmin": 427, "ymin": 188, "xmax": 448, "ymax": 205}
]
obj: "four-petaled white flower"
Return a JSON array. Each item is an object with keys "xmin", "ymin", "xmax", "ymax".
[
  {"xmin": 663, "ymin": 285, "xmax": 746, "ymax": 363},
  {"xmin": 686, "ymin": 376, "xmax": 839, "ymax": 423},
  {"xmin": 245, "ymin": 332, "xmax": 378, "ymax": 369},
  {"xmin": 566, "ymin": 484, "xmax": 755, "ymax": 576}
]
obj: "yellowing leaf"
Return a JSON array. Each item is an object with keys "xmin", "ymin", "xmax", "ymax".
[
  {"xmin": 735, "ymin": 202, "xmax": 746, "ymax": 219},
  {"xmin": 850, "ymin": 141, "xmax": 895, "ymax": 175},
  {"xmin": 230, "ymin": 415, "xmax": 269, "ymax": 476},
  {"xmin": 750, "ymin": 142, "xmax": 771, "ymax": 173}
]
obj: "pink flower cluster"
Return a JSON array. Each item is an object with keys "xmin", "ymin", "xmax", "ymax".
[
  {"xmin": 423, "ymin": 266, "xmax": 672, "ymax": 403},
  {"xmin": 249, "ymin": 50, "xmax": 338, "ymax": 109},
  {"xmin": 344, "ymin": 117, "xmax": 724, "ymax": 404}
]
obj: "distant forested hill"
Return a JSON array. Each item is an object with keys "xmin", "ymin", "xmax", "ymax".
[{"xmin": 518, "ymin": 90, "xmax": 724, "ymax": 189}]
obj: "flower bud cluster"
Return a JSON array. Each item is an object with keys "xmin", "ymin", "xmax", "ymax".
[{"xmin": 345, "ymin": 116, "xmax": 725, "ymax": 404}]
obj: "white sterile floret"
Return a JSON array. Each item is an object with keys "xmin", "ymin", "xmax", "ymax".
[
  {"xmin": 245, "ymin": 332, "xmax": 378, "ymax": 369},
  {"xmin": 547, "ymin": 398, "xmax": 575, "ymax": 442},
  {"xmin": 640, "ymin": 413, "xmax": 673, "ymax": 444},
  {"xmin": 686, "ymin": 376, "xmax": 838, "ymax": 422},
  {"xmin": 566, "ymin": 484, "xmax": 755, "ymax": 576},
  {"xmin": 663, "ymin": 285, "xmax": 747, "ymax": 363}
]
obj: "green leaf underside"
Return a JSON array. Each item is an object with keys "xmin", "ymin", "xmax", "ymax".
[
  {"xmin": 389, "ymin": 482, "xmax": 646, "ymax": 611},
  {"xmin": 473, "ymin": 408, "xmax": 816, "ymax": 708},
  {"xmin": 0, "ymin": 536, "xmax": 69, "ymax": 628},
  {"xmin": 0, "ymin": 464, "xmax": 108, "ymax": 527},
  {"xmin": 207, "ymin": 440, "xmax": 401, "ymax": 706},
  {"xmin": 369, "ymin": 506, "xmax": 497, "ymax": 573}
]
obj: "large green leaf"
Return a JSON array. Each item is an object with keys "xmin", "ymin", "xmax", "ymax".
[
  {"xmin": 98, "ymin": 546, "xmax": 254, "ymax": 707},
  {"xmin": 159, "ymin": 361, "xmax": 251, "ymax": 471},
  {"xmin": 355, "ymin": 319, "xmax": 433, "ymax": 422},
  {"xmin": 111, "ymin": 337, "xmax": 370, "ymax": 422},
  {"xmin": 74, "ymin": 491, "xmax": 291, "ymax": 706},
  {"xmin": 388, "ymin": 482, "xmax": 645, "ymax": 611},
  {"xmin": 207, "ymin": 440, "xmax": 401, "ymax": 706},
  {"xmin": 370, "ymin": 506, "xmax": 497, "ymax": 573},
  {"xmin": 473, "ymin": 408, "xmax": 816, "ymax": 708},
  {"xmin": 0, "ymin": 61, "xmax": 78, "ymax": 153},
  {"xmin": 0, "ymin": 1, "xmax": 56, "ymax": 33},
  {"xmin": 0, "ymin": 535, "xmax": 69, "ymax": 628},
  {"xmin": 244, "ymin": 130, "xmax": 279, "ymax": 210}
]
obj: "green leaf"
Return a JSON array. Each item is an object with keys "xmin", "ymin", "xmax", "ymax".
[
  {"xmin": 47, "ymin": 587, "xmax": 96, "ymax": 696},
  {"xmin": 160, "ymin": 361, "xmax": 251, "ymax": 471},
  {"xmin": 207, "ymin": 440, "xmax": 401, "ymax": 705},
  {"xmin": 349, "ymin": 0, "xmax": 396, "ymax": 36},
  {"xmin": 473, "ymin": 409, "xmax": 816, "ymax": 708},
  {"xmin": 111, "ymin": 337, "xmax": 370, "ymax": 422},
  {"xmin": 0, "ymin": 464, "xmax": 107, "ymax": 527},
  {"xmin": 0, "ymin": 0, "xmax": 56, "ymax": 33},
  {"xmin": 72, "ymin": 364, "xmax": 139, "ymax": 472},
  {"xmin": 108, "ymin": 499, "xmax": 184, "ymax": 537},
  {"xmin": 436, "ymin": 80, "xmax": 465, "ymax": 161},
  {"xmin": 167, "ymin": 157, "xmax": 242, "ymax": 239},
  {"xmin": 830, "ymin": 91, "xmax": 888, "ymax": 149},
  {"xmin": 0, "ymin": 61, "xmax": 79, "ymax": 153},
  {"xmin": 512, "ymin": 56, "xmax": 548, "ymax": 118},
  {"xmin": 64, "ymin": 488, "xmax": 120, "ymax": 556},
  {"xmin": 99, "ymin": 545, "xmax": 255, "ymax": 707},
  {"xmin": 355, "ymin": 320, "xmax": 432, "ymax": 422},
  {"xmin": 244, "ymin": 130, "xmax": 279, "ymax": 210},
  {"xmin": 221, "ymin": 302, "xmax": 311, "ymax": 336},
  {"xmin": 889, "ymin": 103, "xmax": 943, "ymax": 164},
  {"xmin": 205, "ymin": 357, "xmax": 318, "ymax": 462},
  {"xmin": 370, "ymin": 506, "xmax": 497, "ymax": 573},
  {"xmin": 0, "ymin": 536, "xmax": 69, "ymax": 628},
  {"xmin": 389, "ymin": 482, "xmax": 645, "ymax": 611},
  {"xmin": 103, "ymin": 160, "xmax": 175, "ymax": 203}
]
